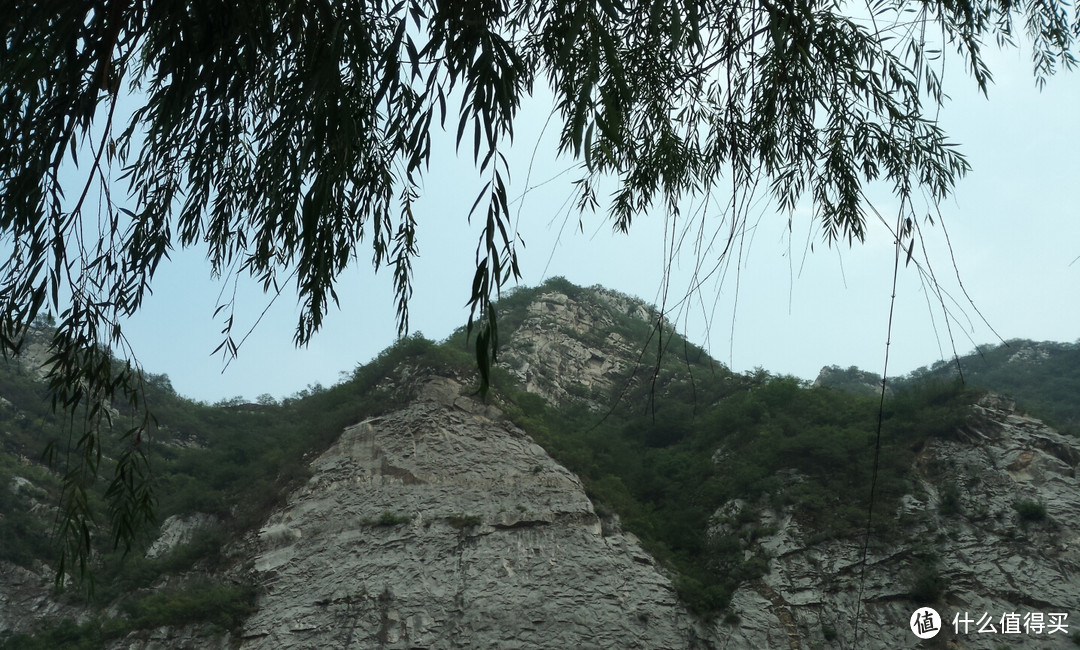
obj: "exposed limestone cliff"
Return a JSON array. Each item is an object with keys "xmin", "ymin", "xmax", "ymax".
[
  {"xmin": 0, "ymin": 563, "xmax": 83, "ymax": 636},
  {"xmin": 716, "ymin": 393, "xmax": 1080, "ymax": 649},
  {"xmin": 240, "ymin": 373, "xmax": 709, "ymax": 649},
  {"xmin": 498, "ymin": 288, "xmax": 656, "ymax": 407}
]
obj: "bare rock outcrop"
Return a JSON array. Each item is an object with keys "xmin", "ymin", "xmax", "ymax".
[
  {"xmin": 239, "ymin": 374, "xmax": 711, "ymax": 649},
  {"xmin": 146, "ymin": 513, "xmax": 218, "ymax": 559},
  {"xmin": 715, "ymin": 393, "xmax": 1080, "ymax": 649},
  {"xmin": 499, "ymin": 289, "xmax": 655, "ymax": 407},
  {"xmin": 0, "ymin": 562, "xmax": 85, "ymax": 636}
]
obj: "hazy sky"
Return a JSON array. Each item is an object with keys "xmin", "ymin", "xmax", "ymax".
[{"xmin": 106, "ymin": 43, "xmax": 1079, "ymax": 404}]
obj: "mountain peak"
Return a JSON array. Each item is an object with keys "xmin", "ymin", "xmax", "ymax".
[
  {"xmin": 490, "ymin": 279, "xmax": 716, "ymax": 410},
  {"xmin": 495, "ymin": 280, "xmax": 661, "ymax": 407}
]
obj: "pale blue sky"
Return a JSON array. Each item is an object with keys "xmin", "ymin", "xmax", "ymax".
[{"xmin": 111, "ymin": 45, "xmax": 1079, "ymax": 404}]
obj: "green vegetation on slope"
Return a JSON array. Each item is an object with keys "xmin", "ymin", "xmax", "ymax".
[
  {"xmin": 0, "ymin": 281, "xmax": 1006, "ymax": 638},
  {"xmin": 901, "ymin": 339, "xmax": 1080, "ymax": 434},
  {"xmin": 0, "ymin": 581, "xmax": 256, "ymax": 650},
  {"xmin": 820, "ymin": 339, "xmax": 1080, "ymax": 436},
  {"xmin": 495, "ymin": 355, "xmax": 974, "ymax": 615}
]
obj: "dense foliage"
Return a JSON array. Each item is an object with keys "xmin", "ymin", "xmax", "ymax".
[
  {"xmin": 902, "ymin": 339, "xmax": 1080, "ymax": 434},
  {"xmin": 0, "ymin": 581, "xmax": 256, "ymax": 650}
]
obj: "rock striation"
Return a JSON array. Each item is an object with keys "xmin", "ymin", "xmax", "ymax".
[
  {"xmin": 716, "ymin": 393, "xmax": 1080, "ymax": 649},
  {"xmin": 0, "ymin": 562, "xmax": 84, "ymax": 636},
  {"xmin": 146, "ymin": 513, "xmax": 219, "ymax": 559},
  {"xmin": 498, "ymin": 288, "xmax": 656, "ymax": 407},
  {"xmin": 239, "ymin": 373, "xmax": 710, "ymax": 649}
]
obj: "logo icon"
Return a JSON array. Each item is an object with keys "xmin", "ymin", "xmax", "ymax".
[{"xmin": 910, "ymin": 607, "xmax": 942, "ymax": 639}]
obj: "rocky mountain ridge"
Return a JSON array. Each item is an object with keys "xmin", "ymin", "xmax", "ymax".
[
  {"xmin": 496, "ymin": 286, "xmax": 660, "ymax": 408},
  {"xmin": 1, "ymin": 282, "xmax": 1078, "ymax": 649}
]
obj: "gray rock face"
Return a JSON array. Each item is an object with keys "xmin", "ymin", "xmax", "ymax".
[
  {"xmin": 1006, "ymin": 341, "xmax": 1053, "ymax": 365},
  {"xmin": 715, "ymin": 393, "xmax": 1080, "ymax": 649},
  {"xmin": 146, "ymin": 513, "xmax": 218, "ymax": 559},
  {"xmin": 107, "ymin": 624, "xmax": 235, "ymax": 650},
  {"xmin": 239, "ymin": 374, "xmax": 709, "ymax": 649},
  {"xmin": 0, "ymin": 562, "xmax": 85, "ymax": 635},
  {"xmin": 499, "ymin": 290, "xmax": 654, "ymax": 407},
  {"xmin": 812, "ymin": 365, "xmax": 887, "ymax": 396}
]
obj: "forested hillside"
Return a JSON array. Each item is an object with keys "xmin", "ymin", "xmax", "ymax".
[
  {"xmin": 817, "ymin": 339, "xmax": 1080, "ymax": 434},
  {"xmin": 1, "ymin": 279, "xmax": 1077, "ymax": 649},
  {"xmin": 904, "ymin": 339, "xmax": 1080, "ymax": 434}
]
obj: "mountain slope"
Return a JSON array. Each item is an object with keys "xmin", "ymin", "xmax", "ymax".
[
  {"xmin": 242, "ymin": 372, "xmax": 710, "ymax": 649},
  {"xmin": 908, "ymin": 339, "xmax": 1080, "ymax": 434},
  {"xmin": 721, "ymin": 392, "xmax": 1080, "ymax": 648},
  {"xmin": 1, "ymin": 279, "xmax": 1078, "ymax": 649},
  {"xmin": 817, "ymin": 338, "xmax": 1080, "ymax": 434}
]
